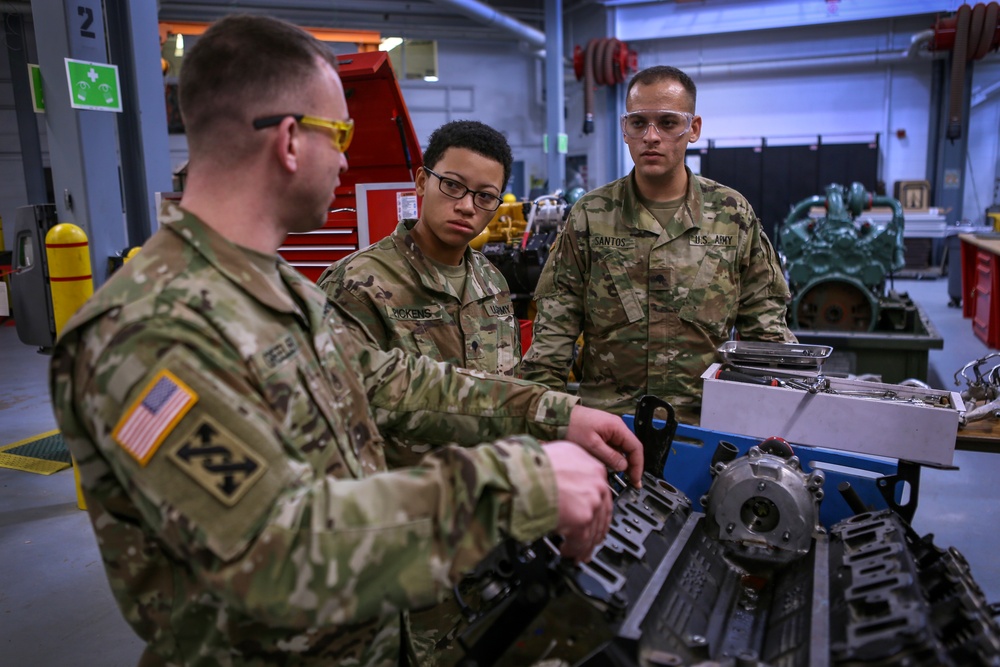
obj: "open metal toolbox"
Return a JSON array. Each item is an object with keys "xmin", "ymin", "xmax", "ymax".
[{"xmin": 699, "ymin": 362, "xmax": 962, "ymax": 467}]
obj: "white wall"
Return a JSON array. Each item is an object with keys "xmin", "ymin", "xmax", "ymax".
[
  {"xmin": 2, "ymin": 8, "xmax": 996, "ymax": 234},
  {"xmin": 966, "ymin": 59, "xmax": 1000, "ymax": 224},
  {"xmin": 399, "ymin": 39, "xmax": 547, "ymax": 195},
  {"xmin": 603, "ymin": 12, "xmax": 1000, "ymax": 223}
]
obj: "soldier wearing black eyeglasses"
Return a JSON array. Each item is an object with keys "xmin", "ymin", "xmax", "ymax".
[{"xmin": 319, "ymin": 120, "xmax": 523, "ymax": 433}]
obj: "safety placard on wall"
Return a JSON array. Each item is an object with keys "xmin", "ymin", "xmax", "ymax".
[
  {"xmin": 64, "ymin": 58, "xmax": 122, "ymax": 112},
  {"xmin": 356, "ymin": 182, "xmax": 420, "ymax": 249}
]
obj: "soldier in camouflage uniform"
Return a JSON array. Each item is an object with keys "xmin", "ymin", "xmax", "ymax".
[
  {"xmin": 49, "ymin": 16, "xmax": 643, "ymax": 667},
  {"xmin": 522, "ymin": 66, "xmax": 795, "ymax": 423},
  {"xmin": 319, "ymin": 121, "xmax": 520, "ymax": 664},
  {"xmin": 318, "ymin": 121, "xmax": 520, "ymax": 398}
]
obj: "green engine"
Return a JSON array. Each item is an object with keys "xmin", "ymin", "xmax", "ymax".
[{"xmin": 780, "ymin": 182, "xmax": 906, "ymax": 331}]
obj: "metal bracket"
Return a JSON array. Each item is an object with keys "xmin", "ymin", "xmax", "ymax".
[
  {"xmin": 633, "ymin": 395, "xmax": 678, "ymax": 478},
  {"xmin": 876, "ymin": 460, "xmax": 922, "ymax": 523}
]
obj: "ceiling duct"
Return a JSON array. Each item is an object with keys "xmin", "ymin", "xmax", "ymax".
[{"xmin": 429, "ymin": 0, "xmax": 546, "ymax": 51}]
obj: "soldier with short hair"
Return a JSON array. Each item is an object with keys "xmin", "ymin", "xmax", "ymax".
[
  {"xmin": 318, "ymin": 120, "xmax": 520, "ymax": 403},
  {"xmin": 522, "ymin": 65, "xmax": 795, "ymax": 424},
  {"xmin": 49, "ymin": 15, "xmax": 643, "ymax": 667},
  {"xmin": 320, "ymin": 120, "xmax": 521, "ymax": 664}
]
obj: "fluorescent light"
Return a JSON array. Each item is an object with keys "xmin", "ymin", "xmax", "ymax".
[
  {"xmin": 379, "ymin": 37, "xmax": 403, "ymax": 52},
  {"xmin": 423, "ymin": 75, "xmax": 439, "ymax": 82},
  {"xmin": 174, "ymin": 33, "xmax": 184, "ymax": 57}
]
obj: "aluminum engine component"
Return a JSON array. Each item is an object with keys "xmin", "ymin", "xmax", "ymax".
[
  {"xmin": 452, "ymin": 436, "xmax": 1000, "ymax": 667},
  {"xmin": 701, "ymin": 443, "xmax": 825, "ymax": 565}
]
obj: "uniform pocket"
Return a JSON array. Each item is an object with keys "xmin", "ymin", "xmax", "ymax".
[
  {"xmin": 677, "ymin": 252, "xmax": 736, "ymax": 339},
  {"xmin": 495, "ymin": 313, "xmax": 520, "ymax": 375},
  {"xmin": 591, "ymin": 250, "xmax": 645, "ymax": 327}
]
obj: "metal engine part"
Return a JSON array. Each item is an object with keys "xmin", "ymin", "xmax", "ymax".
[
  {"xmin": 781, "ymin": 182, "xmax": 907, "ymax": 332},
  {"xmin": 701, "ymin": 442, "xmax": 825, "ymax": 565},
  {"xmin": 479, "ymin": 194, "xmax": 570, "ymax": 305},
  {"xmin": 955, "ymin": 352, "xmax": 1000, "ymax": 425},
  {"xmin": 452, "ymin": 452, "xmax": 1000, "ymax": 667}
]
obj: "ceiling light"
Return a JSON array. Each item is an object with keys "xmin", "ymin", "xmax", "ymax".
[
  {"xmin": 379, "ymin": 37, "xmax": 403, "ymax": 52},
  {"xmin": 174, "ymin": 33, "xmax": 184, "ymax": 57},
  {"xmin": 423, "ymin": 75, "xmax": 439, "ymax": 82}
]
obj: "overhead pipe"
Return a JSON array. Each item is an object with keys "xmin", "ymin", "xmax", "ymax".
[
  {"xmin": 679, "ymin": 49, "xmax": 914, "ymax": 79},
  {"xmin": 907, "ymin": 29, "xmax": 938, "ymax": 58},
  {"xmin": 428, "ymin": 0, "xmax": 546, "ymax": 51}
]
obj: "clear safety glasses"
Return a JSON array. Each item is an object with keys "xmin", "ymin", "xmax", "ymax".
[{"xmin": 620, "ymin": 110, "xmax": 695, "ymax": 140}]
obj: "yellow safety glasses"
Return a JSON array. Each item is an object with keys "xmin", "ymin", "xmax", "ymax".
[{"xmin": 253, "ymin": 114, "xmax": 355, "ymax": 153}]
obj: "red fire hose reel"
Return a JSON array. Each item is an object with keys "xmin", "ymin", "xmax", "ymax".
[
  {"xmin": 573, "ymin": 38, "xmax": 638, "ymax": 134},
  {"xmin": 928, "ymin": 2, "xmax": 1000, "ymax": 140}
]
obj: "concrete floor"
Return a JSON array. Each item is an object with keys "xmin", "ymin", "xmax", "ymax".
[{"xmin": 1, "ymin": 276, "xmax": 998, "ymax": 666}]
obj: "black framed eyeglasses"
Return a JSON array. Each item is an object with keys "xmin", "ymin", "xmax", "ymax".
[
  {"xmin": 423, "ymin": 166, "xmax": 503, "ymax": 211},
  {"xmin": 252, "ymin": 114, "xmax": 355, "ymax": 152}
]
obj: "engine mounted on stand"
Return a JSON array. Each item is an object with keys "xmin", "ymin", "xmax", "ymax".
[
  {"xmin": 449, "ymin": 424, "xmax": 1000, "ymax": 667},
  {"xmin": 780, "ymin": 183, "xmax": 944, "ymax": 382},
  {"xmin": 781, "ymin": 182, "xmax": 911, "ymax": 332}
]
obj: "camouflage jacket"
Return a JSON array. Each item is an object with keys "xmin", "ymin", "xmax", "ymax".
[
  {"xmin": 49, "ymin": 204, "xmax": 575, "ymax": 667},
  {"xmin": 521, "ymin": 169, "xmax": 794, "ymax": 415},
  {"xmin": 317, "ymin": 219, "xmax": 520, "ymax": 376}
]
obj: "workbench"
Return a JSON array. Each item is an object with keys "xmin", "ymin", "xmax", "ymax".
[{"xmin": 956, "ymin": 419, "xmax": 1000, "ymax": 453}]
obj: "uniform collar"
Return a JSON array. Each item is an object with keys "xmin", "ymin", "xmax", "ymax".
[
  {"xmin": 622, "ymin": 167, "xmax": 704, "ymax": 242},
  {"xmin": 159, "ymin": 202, "xmax": 301, "ymax": 314},
  {"xmin": 391, "ymin": 218, "xmax": 498, "ymax": 300}
]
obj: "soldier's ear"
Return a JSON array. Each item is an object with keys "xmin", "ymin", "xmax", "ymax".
[
  {"xmin": 688, "ymin": 115, "xmax": 702, "ymax": 144},
  {"xmin": 273, "ymin": 116, "xmax": 303, "ymax": 174},
  {"xmin": 415, "ymin": 166, "xmax": 428, "ymax": 196}
]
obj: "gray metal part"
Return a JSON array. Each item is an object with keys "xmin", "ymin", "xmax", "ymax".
[
  {"xmin": 704, "ymin": 448, "xmax": 824, "ymax": 566},
  {"xmin": 10, "ymin": 205, "xmax": 57, "ymax": 348},
  {"xmin": 105, "ymin": 0, "xmax": 173, "ymax": 247}
]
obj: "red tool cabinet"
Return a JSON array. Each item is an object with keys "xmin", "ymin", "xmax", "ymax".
[
  {"xmin": 279, "ymin": 51, "xmax": 423, "ymax": 282},
  {"xmin": 960, "ymin": 233, "xmax": 1000, "ymax": 349}
]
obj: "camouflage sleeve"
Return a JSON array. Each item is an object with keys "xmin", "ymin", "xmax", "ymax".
[
  {"xmin": 54, "ymin": 322, "xmax": 560, "ymax": 627},
  {"xmin": 520, "ymin": 213, "xmax": 588, "ymax": 390},
  {"xmin": 357, "ymin": 344, "xmax": 580, "ymax": 444},
  {"xmin": 317, "ymin": 266, "xmax": 391, "ymax": 350},
  {"xmin": 735, "ymin": 219, "xmax": 798, "ymax": 343}
]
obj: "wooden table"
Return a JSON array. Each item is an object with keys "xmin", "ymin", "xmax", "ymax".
[{"xmin": 956, "ymin": 419, "xmax": 1000, "ymax": 453}]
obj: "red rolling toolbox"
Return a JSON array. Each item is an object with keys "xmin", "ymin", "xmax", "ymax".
[{"xmin": 279, "ymin": 51, "xmax": 423, "ymax": 282}]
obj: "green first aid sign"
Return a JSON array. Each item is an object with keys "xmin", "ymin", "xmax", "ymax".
[
  {"xmin": 64, "ymin": 58, "xmax": 122, "ymax": 112},
  {"xmin": 28, "ymin": 64, "xmax": 44, "ymax": 113}
]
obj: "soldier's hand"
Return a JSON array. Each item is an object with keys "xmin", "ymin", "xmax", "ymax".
[
  {"xmin": 543, "ymin": 441, "xmax": 613, "ymax": 563},
  {"xmin": 565, "ymin": 406, "xmax": 643, "ymax": 487}
]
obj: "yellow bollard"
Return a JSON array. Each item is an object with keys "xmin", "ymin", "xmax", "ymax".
[
  {"xmin": 45, "ymin": 223, "xmax": 94, "ymax": 338},
  {"xmin": 45, "ymin": 223, "xmax": 94, "ymax": 511}
]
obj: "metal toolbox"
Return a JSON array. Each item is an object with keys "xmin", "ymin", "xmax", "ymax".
[
  {"xmin": 717, "ymin": 340, "xmax": 832, "ymax": 370},
  {"xmin": 699, "ymin": 362, "xmax": 963, "ymax": 467}
]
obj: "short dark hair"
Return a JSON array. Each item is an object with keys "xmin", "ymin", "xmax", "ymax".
[
  {"xmin": 422, "ymin": 120, "xmax": 513, "ymax": 191},
  {"xmin": 626, "ymin": 65, "xmax": 697, "ymax": 109},
  {"xmin": 179, "ymin": 14, "xmax": 339, "ymax": 148}
]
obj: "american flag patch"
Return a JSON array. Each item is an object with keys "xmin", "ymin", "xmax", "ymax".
[{"xmin": 112, "ymin": 370, "xmax": 198, "ymax": 466}]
